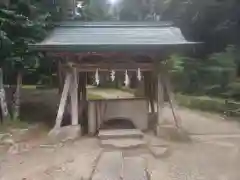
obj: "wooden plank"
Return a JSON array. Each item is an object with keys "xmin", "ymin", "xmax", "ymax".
[
  {"xmin": 88, "ymin": 101, "xmax": 97, "ymax": 135},
  {"xmin": 96, "ymin": 101, "xmax": 102, "ymax": 129},
  {"xmin": 70, "ymin": 68, "xmax": 79, "ymax": 126},
  {"xmin": 55, "ymin": 72, "xmax": 72, "ymax": 128}
]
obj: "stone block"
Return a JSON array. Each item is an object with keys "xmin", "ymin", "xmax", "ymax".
[
  {"xmin": 0, "ymin": 133, "xmax": 14, "ymax": 145},
  {"xmin": 149, "ymin": 146, "xmax": 169, "ymax": 158},
  {"xmin": 156, "ymin": 125, "xmax": 191, "ymax": 142},
  {"xmin": 48, "ymin": 125, "xmax": 81, "ymax": 142},
  {"xmin": 145, "ymin": 135, "xmax": 169, "ymax": 147}
]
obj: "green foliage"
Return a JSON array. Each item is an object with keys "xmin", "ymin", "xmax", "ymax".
[
  {"xmin": 0, "ymin": 30, "xmax": 12, "ymax": 60},
  {"xmin": 0, "ymin": 0, "xmax": 50, "ymax": 83},
  {"xmin": 169, "ymin": 46, "xmax": 240, "ymax": 100},
  {"xmin": 162, "ymin": 0, "xmax": 240, "ymax": 104}
]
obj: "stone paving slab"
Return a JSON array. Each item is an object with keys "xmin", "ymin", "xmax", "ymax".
[
  {"xmin": 122, "ymin": 157, "xmax": 149, "ymax": 180},
  {"xmin": 98, "ymin": 129, "xmax": 143, "ymax": 140},
  {"xmin": 92, "ymin": 151, "xmax": 123, "ymax": 180}
]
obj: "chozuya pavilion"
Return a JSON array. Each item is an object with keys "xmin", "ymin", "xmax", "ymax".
[{"xmin": 29, "ymin": 21, "xmax": 198, "ymax": 139}]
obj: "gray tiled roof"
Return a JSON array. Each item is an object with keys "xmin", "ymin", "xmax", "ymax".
[{"xmin": 30, "ymin": 21, "xmax": 198, "ymax": 52}]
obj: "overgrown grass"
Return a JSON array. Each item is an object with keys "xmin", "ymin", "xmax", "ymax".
[
  {"xmin": 0, "ymin": 119, "xmax": 30, "ymax": 133},
  {"xmin": 0, "ymin": 88, "xmax": 104, "ymax": 133},
  {"xmin": 87, "ymin": 93, "xmax": 103, "ymax": 100},
  {"xmin": 175, "ymin": 93, "xmax": 240, "ymax": 117}
]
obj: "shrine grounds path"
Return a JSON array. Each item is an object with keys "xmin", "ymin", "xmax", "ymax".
[{"xmin": 1, "ymin": 87, "xmax": 240, "ymax": 180}]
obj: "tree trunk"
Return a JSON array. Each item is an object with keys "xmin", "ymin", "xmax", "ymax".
[
  {"xmin": 0, "ymin": 68, "xmax": 9, "ymax": 123},
  {"xmin": 13, "ymin": 72, "xmax": 22, "ymax": 121}
]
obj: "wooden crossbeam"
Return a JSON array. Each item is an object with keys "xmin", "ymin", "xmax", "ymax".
[{"xmin": 68, "ymin": 63, "xmax": 154, "ymax": 72}]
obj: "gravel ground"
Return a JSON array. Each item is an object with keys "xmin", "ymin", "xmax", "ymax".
[
  {"xmin": 1, "ymin": 88, "xmax": 240, "ymax": 180},
  {"xmin": 1, "ymin": 132, "xmax": 240, "ymax": 180}
]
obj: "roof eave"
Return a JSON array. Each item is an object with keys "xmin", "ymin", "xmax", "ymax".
[{"xmin": 29, "ymin": 42, "xmax": 202, "ymax": 52}]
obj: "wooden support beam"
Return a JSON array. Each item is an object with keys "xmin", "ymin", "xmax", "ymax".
[
  {"xmin": 70, "ymin": 68, "xmax": 79, "ymax": 126},
  {"xmin": 157, "ymin": 73, "xmax": 164, "ymax": 126},
  {"xmin": 55, "ymin": 72, "xmax": 72, "ymax": 128},
  {"xmin": 164, "ymin": 74, "xmax": 181, "ymax": 128}
]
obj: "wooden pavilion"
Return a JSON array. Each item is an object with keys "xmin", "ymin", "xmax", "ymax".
[{"xmin": 29, "ymin": 21, "xmax": 198, "ymax": 137}]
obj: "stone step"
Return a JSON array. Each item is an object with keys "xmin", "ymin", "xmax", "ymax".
[
  {"xmin": 98, "ymin": 129, "xmax": 144, "ymax": 140},
  {"xmin": 100, "ymin": 138, "xmax": 146, "ymax": 149},
  {"xmin": 122, "ymin": 157, "xmax": 149, "ymax": 180},
  {"xmin": 92, "ymin": 151, "xmax": 123, "ymax": 180}
]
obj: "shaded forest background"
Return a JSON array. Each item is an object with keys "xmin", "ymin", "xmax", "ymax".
[{"xmin": 0, "ymin": 0, "xmax": 239, "ymax": 120}]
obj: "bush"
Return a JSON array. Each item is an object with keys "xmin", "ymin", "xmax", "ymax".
[{"xmin": 226, "ymin": 81, "xmax": 240, "ymax": 100}]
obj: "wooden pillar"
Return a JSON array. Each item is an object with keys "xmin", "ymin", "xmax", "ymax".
[
  {"xmin": 55, "ymin": 72, "xmax": 72, "ymax": 128},
  {"xmin": 149, "ymin": 73, "xmax": 155, "ymax": 113},
  {"xmin": 144, "ymin": 72, "xmax": 155, "ymax": 113},
  {"xmin": 157, "ymin": 73, "xmax": 164, "ymax": 126},
  {"xmin": 82, "ymin": 72, "xmax": 87, "ymax": 101},
  {"xmin": 70, "ymin": 68, "xmax": 79, "ymax": 126},
  {"xmin": 78, "ymin": 72, "xmax": 87, "ymax": 102},
  {"xmin": 57, "ymin": 61, "xmax": 64, "ymax": 94},
  {"xmin": 78, "ymin": 72, "xmax": 87, "ymax": 125}
]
